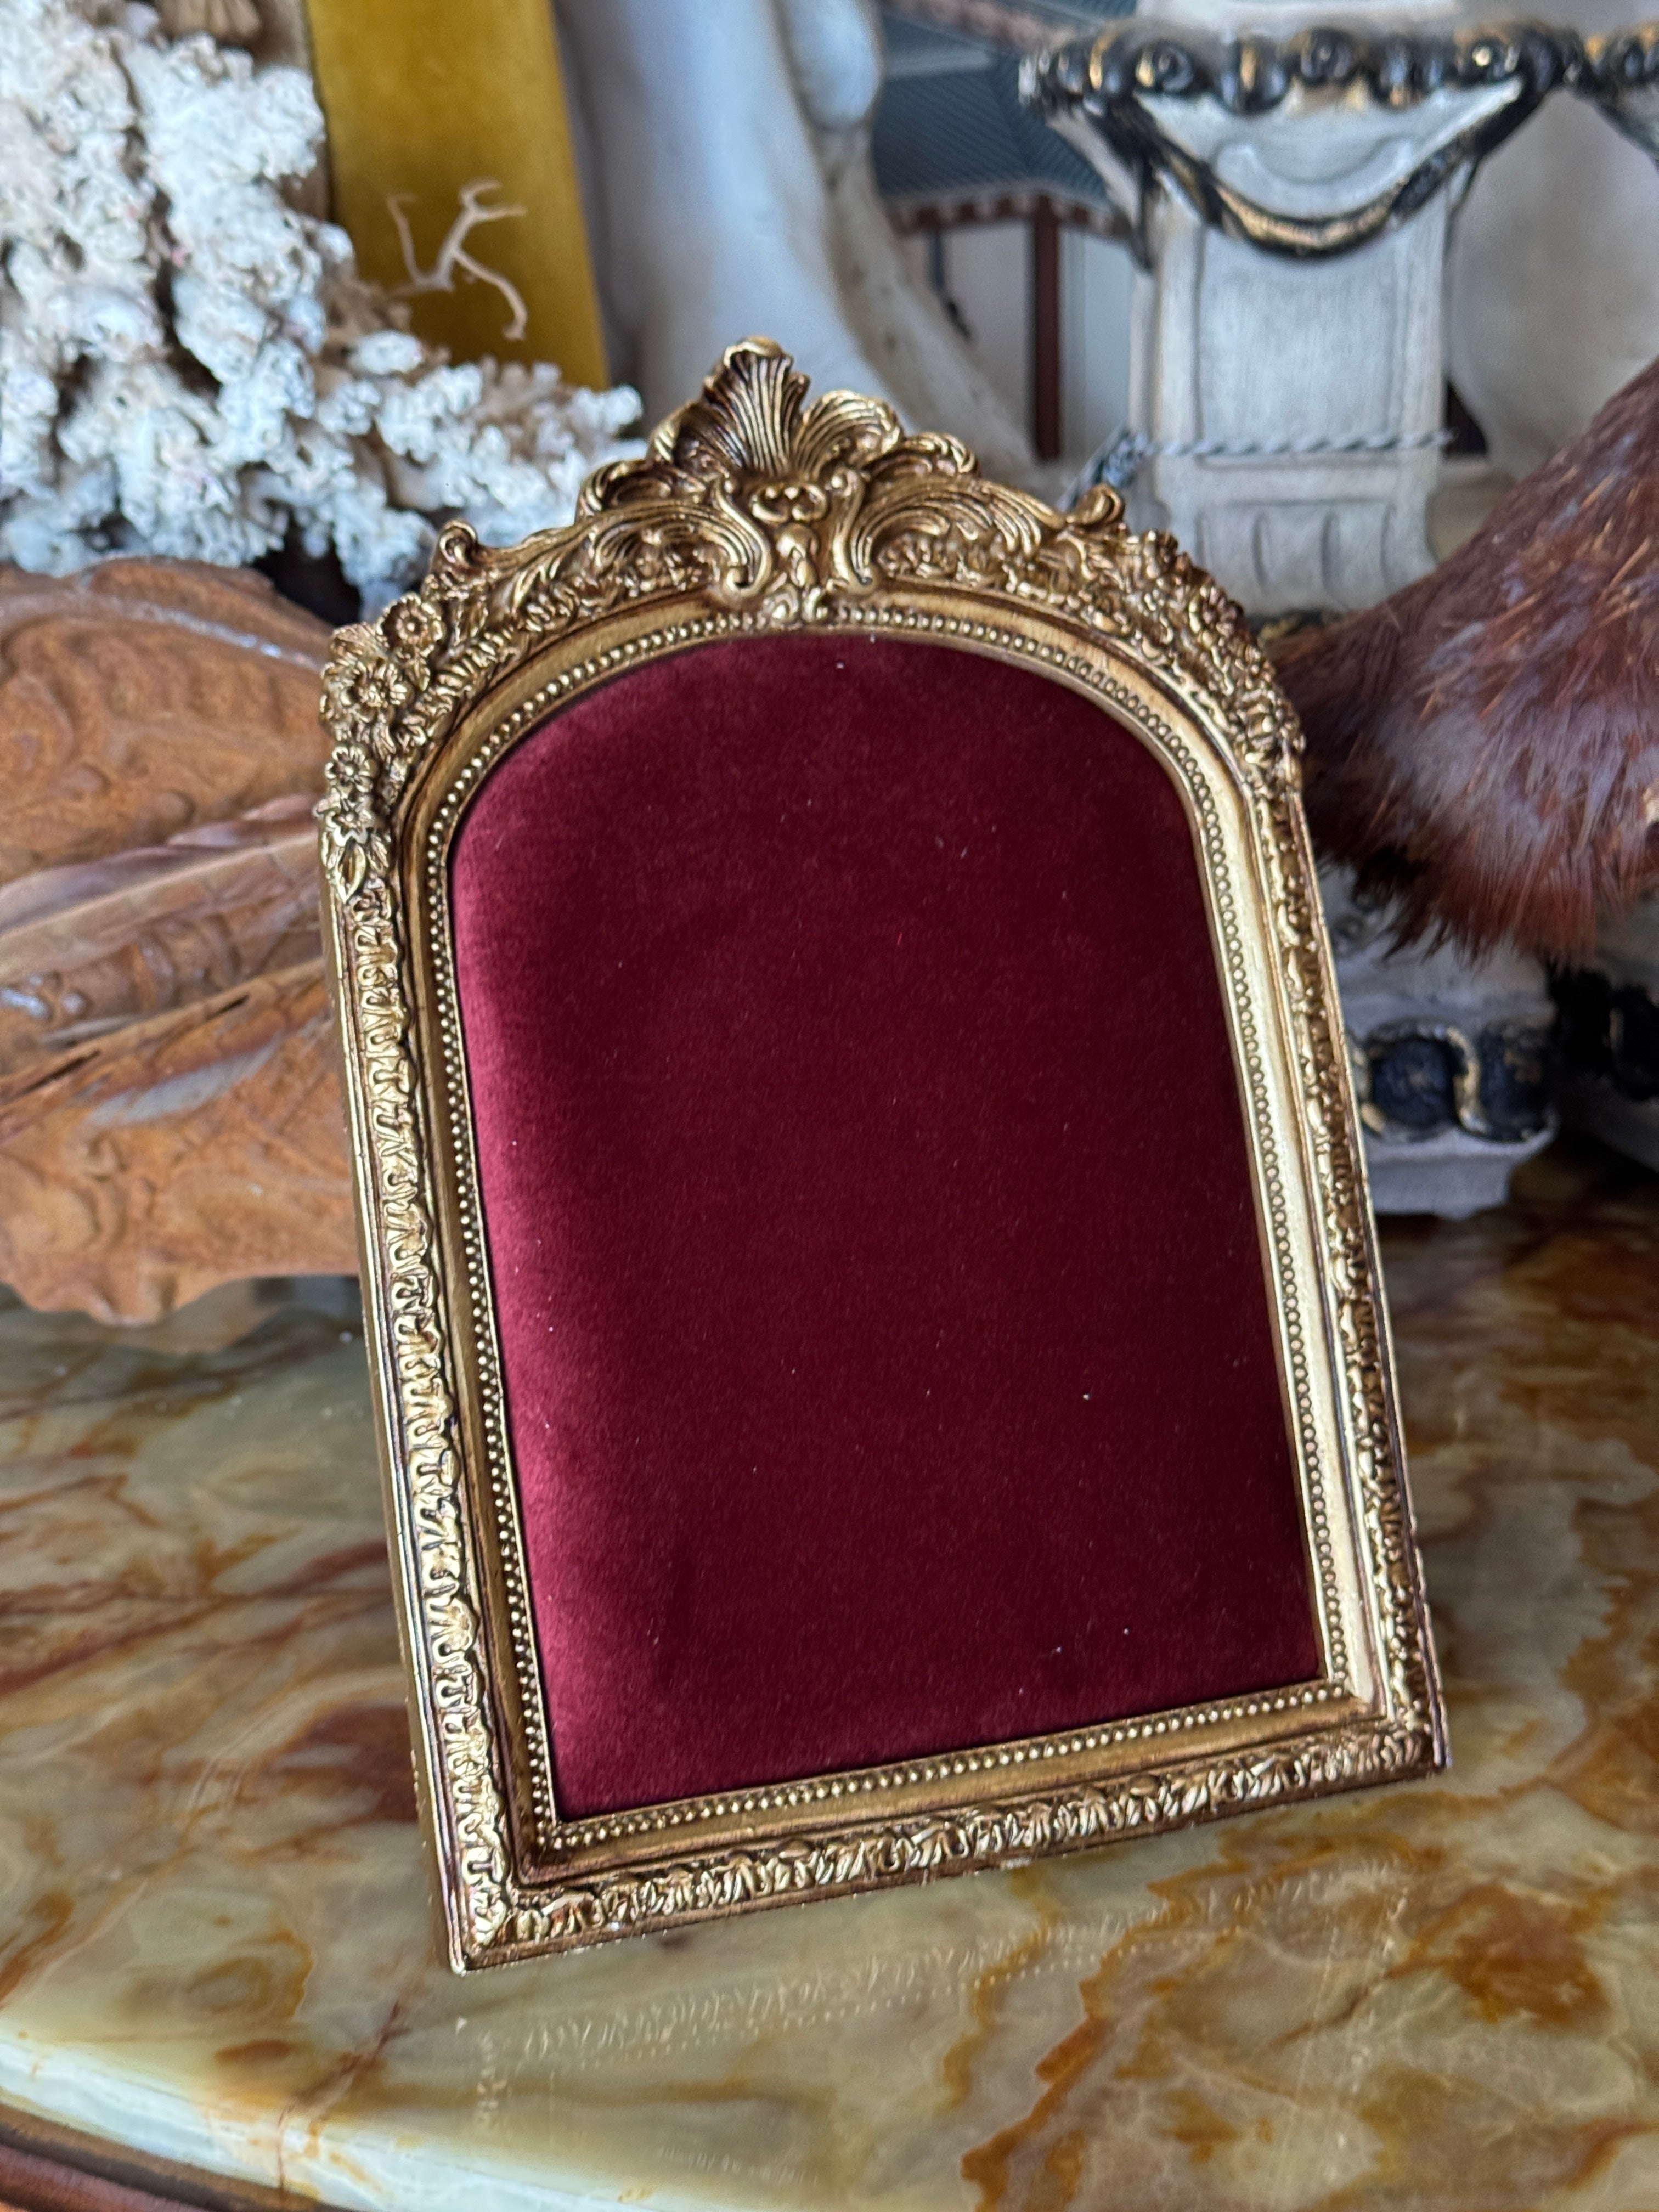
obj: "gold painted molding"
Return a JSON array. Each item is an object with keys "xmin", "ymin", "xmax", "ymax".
[
  {"xmin": 301, "ymin": 0, "xmax": 606, "ymax": 381},
  {"xmin": 320, "ymin": 338, "xmax": 1447, "ymax": 1970}
]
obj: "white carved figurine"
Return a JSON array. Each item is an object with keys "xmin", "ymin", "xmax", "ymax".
[{"xmin": 556, "ymin": 0, "xmax": 1034, "ymax": 482}]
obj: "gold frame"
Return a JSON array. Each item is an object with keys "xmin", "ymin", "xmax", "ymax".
[{"xmin": 319, "ymin": 340, "xmax": 1446, "ymax": 1972}]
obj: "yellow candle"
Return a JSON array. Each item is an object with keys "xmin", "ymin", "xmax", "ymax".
[{"xmin": 303, "ymin": 0, "xmax": 608, "ymax": 384}]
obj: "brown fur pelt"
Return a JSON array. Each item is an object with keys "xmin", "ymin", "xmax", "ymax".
[{"xmin": 1269, "ymin": 356, "xmax": 1659, "ymax": 961}]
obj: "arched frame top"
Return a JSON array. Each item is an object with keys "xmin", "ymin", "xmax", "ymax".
[{"xmin": 319, "ymin": 340, "xmax": 1445, "ymax": 1970}]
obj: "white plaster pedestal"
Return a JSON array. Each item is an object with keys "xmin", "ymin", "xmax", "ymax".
[
  {"xmin": 1321, "ymin": 868, "xmax": 1556, "ymax": 1218},
  {"xmin": 1029, "ymin": 13, "xmax": 1573, "ymax": 612},
  {"xmin": 1119, "ymin": 98, "xmax": 1494, "ymax": 611}
]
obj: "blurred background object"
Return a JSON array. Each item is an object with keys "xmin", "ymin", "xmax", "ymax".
[
  {"xmin": 1008, "ymin": 2, "xmax": 1659, "ymax": 1217},
  {"xmin": 556, "ymin": 0, "xmax": 1036, "ymax": 480},
  {"xmin": 303, "ymin": 0, "xmax": 608, "ymax": 380},
  {"xmin": 1554, "ymin": 901, "xmax": 1659, "ymax": 1171},
  {"xmin": 0, "ymin": 0, "xmax": 641, "ymax": 618},
  {"xmin": 1028, "ymin": 8, "xmax": 1574, "ymax": 614},
  {"xmin": 1271, "ymin": 359, "xmax": 1659, "ymax": 964},
  {"xmin": 0, "ymin": 562, "xmax": 353, "ymax": 1324},
  {"xmin": 1447, "ymin": 5, "xmax": 1659, "ymax": 479},
  {"xmin": 1321, "ymin": 867, "xmax": 1556, "ymax": 1218},
  {"xmin": 4, "ymin": 0, "xmax": 1659, "ymax": 1320},
  {"xmin": 873, "ymin": 2, "xmax": 1135, "ymax": 477}
]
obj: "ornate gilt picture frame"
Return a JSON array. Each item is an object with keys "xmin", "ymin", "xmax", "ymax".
[{"xmin": 320, "ymin": 340, "xmax": 1446, "ymax": 1972}]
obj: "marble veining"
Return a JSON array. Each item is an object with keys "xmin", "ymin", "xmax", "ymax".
[{"xmin": 1, "ymin": 1140, "xmax": 1657, "ymax": 2208}]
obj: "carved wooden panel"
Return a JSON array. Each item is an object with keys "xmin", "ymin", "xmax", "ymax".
[
  {"xmin": 0, "ymin": 964, "xmax": 354, "ymax": 1324},
  {"xmin": 0, "ymin": 561, "xmax": 332, "ymax": 883},
  {"xmin": 0, "ymin": 562, "xmax": 354, "ymax": 1322}
]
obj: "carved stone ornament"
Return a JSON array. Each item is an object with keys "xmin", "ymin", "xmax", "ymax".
[
  {"xmin": 1024, "ymin": 17, "xmax": 1659, "ymax": 618},
  {"xmin": 319, "ymin": 339, "xmax": 1446, "ymax": 1970}
]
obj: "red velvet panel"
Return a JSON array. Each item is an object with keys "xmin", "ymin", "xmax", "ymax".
[{"xmin": 450, "ymin": 635, "xmax": 1319, "ymax": 1819}]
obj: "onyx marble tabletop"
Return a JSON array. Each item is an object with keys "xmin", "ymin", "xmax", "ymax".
[{"xmin": 1, "ymin": 1139, "xmax": 1656, "ymax": 2210}]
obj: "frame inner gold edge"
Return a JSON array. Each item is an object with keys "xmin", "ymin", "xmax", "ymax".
[{"xmin": 405, "ymin": 597, "xmax": 1385, "ymax": 1877}]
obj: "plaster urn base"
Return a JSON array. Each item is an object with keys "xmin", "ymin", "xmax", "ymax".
[{"xmin": 1322, "ymin": 868, "xmax": 1556, "ymax": 1218}]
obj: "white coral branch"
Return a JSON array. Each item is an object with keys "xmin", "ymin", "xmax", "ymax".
[
  {"xmin": 0, "ymin": 0, "xmax": 641, "ymax": 613},
  {"xmin": 388, "ymin": 179, "xmax": 529, "ymax": 346}
]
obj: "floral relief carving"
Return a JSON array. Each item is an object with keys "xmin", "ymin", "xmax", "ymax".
[
  {"xmin": 319, "ymin": 340, "xmax": 1297, "ymax": 900},
  {"xmin": 503, "ymin": 1722, "xmax": 1431, "ymax": 1956}
]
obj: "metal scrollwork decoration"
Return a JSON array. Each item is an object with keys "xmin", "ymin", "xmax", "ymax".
[{"xmin": 321, "ymin": 340, "xmax": 1296, "ymax": 884}]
